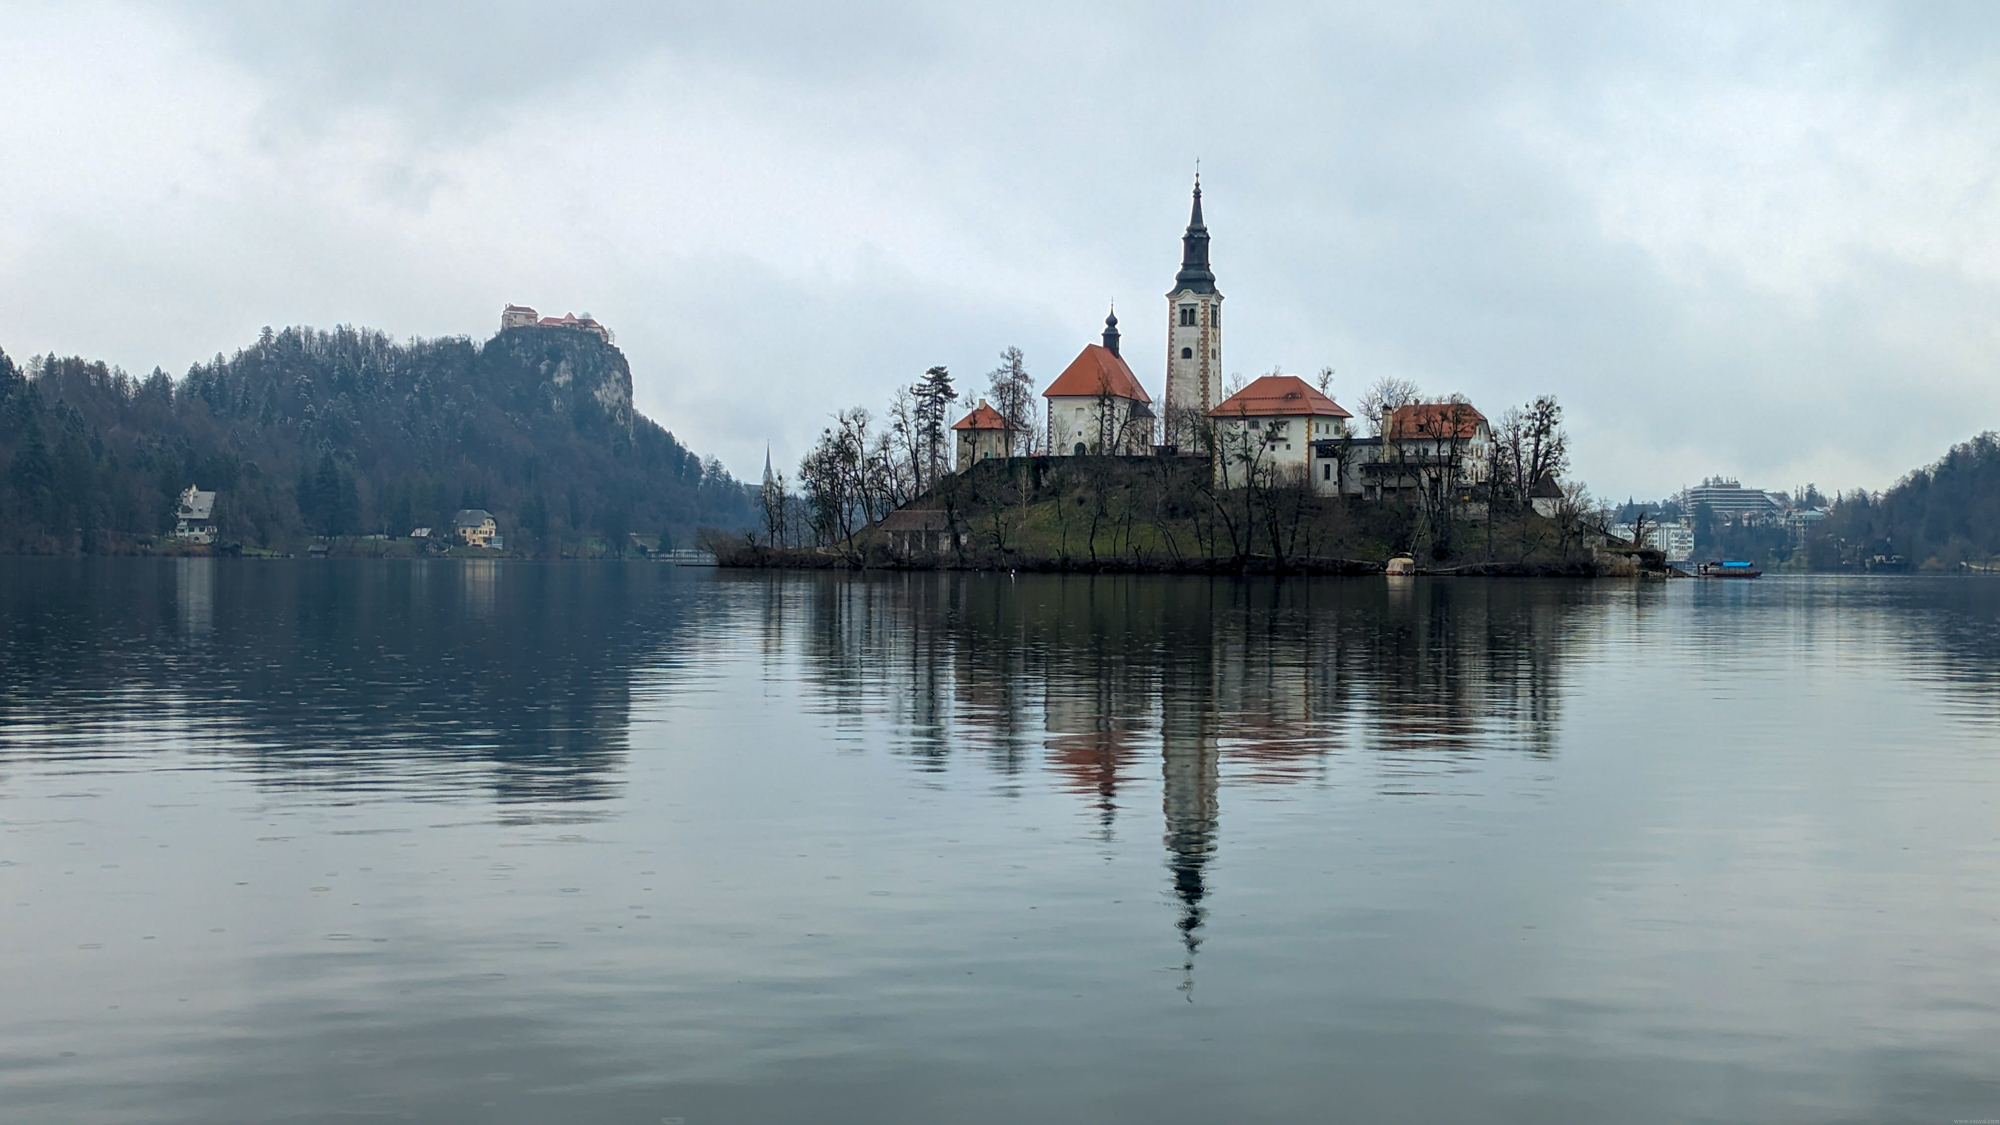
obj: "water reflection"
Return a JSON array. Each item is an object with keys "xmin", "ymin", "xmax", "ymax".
[
  {"xmin": 176, "ymin": 556, "xmax": 214, "ymax": 640},
  {"xmin": 0, "ymin": 559, "xmax": 709, "ymax": 815},
  {"xmin": 756, "ymin": 573, "xmax": 1593, "ymax": 969}
]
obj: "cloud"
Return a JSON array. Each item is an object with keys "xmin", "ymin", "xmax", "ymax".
[{"xmin": 3, "ymin": 0, "xmax": 1998, "ymax": 497}]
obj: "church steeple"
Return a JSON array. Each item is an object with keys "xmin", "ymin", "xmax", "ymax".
[
  {"xmin": 1174, "ymin": 178, "xmax": 1215, "ymax": 294},
  {"xmin": 1163, "ymin": 174, "xmax": 1224, "ymax": 443},
  {"xmin": 1102, "ymin": 305, "xmax": 1121, "ymax": 357}
]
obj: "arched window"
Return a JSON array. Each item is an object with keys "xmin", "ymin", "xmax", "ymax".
[{"xmin": 1180, "ymin": 347, "xmax": 1193, "ymax": 359}]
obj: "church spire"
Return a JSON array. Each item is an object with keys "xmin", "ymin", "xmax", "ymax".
[
  {"xmin": 1102, "ymin": 304, "xmax": 1121, "ymax": 356},
  {"xmin": 1174, "ymin": 176, "xmax": 1215, "ymax": 294}
]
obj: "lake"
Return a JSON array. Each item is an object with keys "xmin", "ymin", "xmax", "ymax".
[{"xmin": 3, "ymin": 559, "xmax": 1999, "ymax": 1123}]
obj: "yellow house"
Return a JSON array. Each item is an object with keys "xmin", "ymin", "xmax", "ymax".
[{"xmin": 453, "ymin": 509, "xmax": 498, "ymax": 547}]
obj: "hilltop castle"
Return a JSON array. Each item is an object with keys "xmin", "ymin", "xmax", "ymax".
[{"xmin": 501, "ymin": 304, "xmax": 611, "ymax": 342}]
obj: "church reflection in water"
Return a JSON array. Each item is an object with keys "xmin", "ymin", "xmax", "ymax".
[
  {"xmin": 771, "ymin": 572, "xmax": 1587, "ymax": 973},
  {"xmin": 3, "ymin": 561, "xmax": 1586, "ymax": 960}
]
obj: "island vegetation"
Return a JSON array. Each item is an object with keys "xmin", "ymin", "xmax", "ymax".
[{"xmin": 731, "ymin": 353, "xmax": 1610, "ymax": 574}]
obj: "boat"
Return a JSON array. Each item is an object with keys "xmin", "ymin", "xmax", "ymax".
[{"xmin": 1695, "ymin": 560, "xmax": 1761, "ymax": 579}]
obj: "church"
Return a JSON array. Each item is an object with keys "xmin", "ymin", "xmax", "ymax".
[{"xmin": 950, "ymin": 177, "xmax": 1227, "ymax": 458}]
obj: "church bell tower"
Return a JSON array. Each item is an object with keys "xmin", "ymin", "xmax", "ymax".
[{"xmin": 1164, "ymin": 176, "xmax": 1223, "ymax": 446}]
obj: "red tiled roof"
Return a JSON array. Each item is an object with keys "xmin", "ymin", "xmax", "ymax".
[
  {"xmin": 952, "ymin": 401, "xmax": 1009, "ymax": 431},
  {"xmin": 1042, "ymin": 344, "xmax": 1151, "ymax": 402},
  {"xmin": 1207, "ymin": 375, "xmax": 1352, "ymax": 418},
  {"xmin": 1383, "ymin": 401, "xmax": 1487, "ymax": 440}
]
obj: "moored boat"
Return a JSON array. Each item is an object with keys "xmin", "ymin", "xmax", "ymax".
[{"xmin": 1695, "ymin": 560, "xmax": 1762, "ymax": 579}]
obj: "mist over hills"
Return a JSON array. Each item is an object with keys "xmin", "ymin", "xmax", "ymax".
[{"xmin": 0, "ymin": 323, "xmax": 753, "ymax": 553}]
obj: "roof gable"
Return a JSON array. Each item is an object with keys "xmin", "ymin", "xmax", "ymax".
[
  {"xmin": 952, "ymin": 401, "xmax": 1009, "ymax": 431},
  {"xmin": 1384, "ymin": 402, "xmax": 1487, "ymax": 440},
  {"xmin": 1208, "ymin": 375, "xmax": 1351, "ymax": 419},
  {"xmin": 1042, "ymin": 344, "xmax": 1151, "ymax": 403}
]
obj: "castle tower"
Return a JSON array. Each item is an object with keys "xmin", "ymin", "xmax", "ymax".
[{"xmin": 1163, "ymin": 177, "xmax": 1223, "ymax": 446}]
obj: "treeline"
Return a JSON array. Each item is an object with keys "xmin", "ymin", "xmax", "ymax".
[
  {"xmin": 1808, "ymin": 432, "xmax": 2000, "ymax": 568},
  {"xmin": 0, "ymin": 324, "xmax": 754, "ymax": 554}
]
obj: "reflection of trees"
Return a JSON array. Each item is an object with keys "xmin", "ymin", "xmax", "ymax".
[
  {"xmin": 753, "ymin": 571, "xmax": 1586, "ymax": 978},
  {"xmin": 0, "ymin": 560, "xmax": 712, "ymax": 815}
]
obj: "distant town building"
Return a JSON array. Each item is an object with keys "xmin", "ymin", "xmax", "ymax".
[
  {"xmin": 410, "ymin": 527, "xmax": 432, "ymax": 539},
  {"xmin": 453, "ymin": 509, "xmax": 498, "ymax": 548},
  {"xmin": 1043, "ymin": 311, "xmax": 1155, "ymax": 456},
  {"xmin": 1612, "ymin": 519, "xmax": 1696, "ymax": 560},
  {"xmin": 173, "ymin": 485, "xmax": 216, "ymax": 543},
  {"xmin": 1681, "ymin": 477, "xmax": 1781, "ymax": 520},
  {"xmin": 951, "ymin": 399, "xmax": 1011, "ymax": 469},
  {"xmin": 1659, "ymin": 521, "xmax": 1696, "ymax": 560},
  {"xmin": 499, "ymin": 304, "xmax": 611, "ymax": 342},
  {"xmin": 1207, "ymin": 375, "xmax": 1353, "ymax": 490},
  {"xmin": 1785, "ymin": 507, "xmax": 1826, "ymax": 547}
]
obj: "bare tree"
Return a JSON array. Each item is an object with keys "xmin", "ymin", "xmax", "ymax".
[
  {"xmin": 985, "ymin": 346, "xmax": 1038, "ymax": 456},
  {"xmin": 1490, "ymin": 394, "xmax": 1567, "ymax": 510},
  {"xmin": 1359, "ymin": 376, "xmax": 1423, "ymax": 437},
  {"xmin": 759, "ymin": 469, "xmax": 790, "ymax": 547}
]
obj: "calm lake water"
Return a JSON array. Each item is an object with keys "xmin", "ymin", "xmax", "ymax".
[{"xmin": 3, "ymin": 559, "xmax": 2000, "ymax": 1124}]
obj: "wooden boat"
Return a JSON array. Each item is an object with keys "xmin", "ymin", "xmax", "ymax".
[{"xmin": 1695, "ymin": 560, "xmax": 1761, "ymax": 579}]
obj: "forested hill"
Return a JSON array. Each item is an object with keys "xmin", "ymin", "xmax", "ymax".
[
  {"xmin": 1812, "ymin": 432, "xmax": 2000, "ymax": 569},
  {"xmin": 0, "ymin": 324, "xmax": 753, "ymax": 554}
]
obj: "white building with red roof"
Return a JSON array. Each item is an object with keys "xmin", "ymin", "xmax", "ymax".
[
  {"xmin": 1207, "ymin": 375, "xmax": 1354, "ymax": 491},
  {"xmin": 1043, "ymin": 310, "xmax": 1154, "ymax": 456}
]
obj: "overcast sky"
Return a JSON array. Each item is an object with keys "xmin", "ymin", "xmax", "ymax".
[{"xmin": 4, "ymin": 1, "xmax": 1999, "ymax": 500}]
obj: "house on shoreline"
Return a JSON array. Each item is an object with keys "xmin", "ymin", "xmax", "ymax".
[{"xmin": 173, "ymin": 485, "xmax": 216, "ymax": 543}]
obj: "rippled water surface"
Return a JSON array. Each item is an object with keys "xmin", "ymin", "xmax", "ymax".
[{"xmin": 4, "ymin": 559, "xmax": 2000, "ymax": 1123}]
